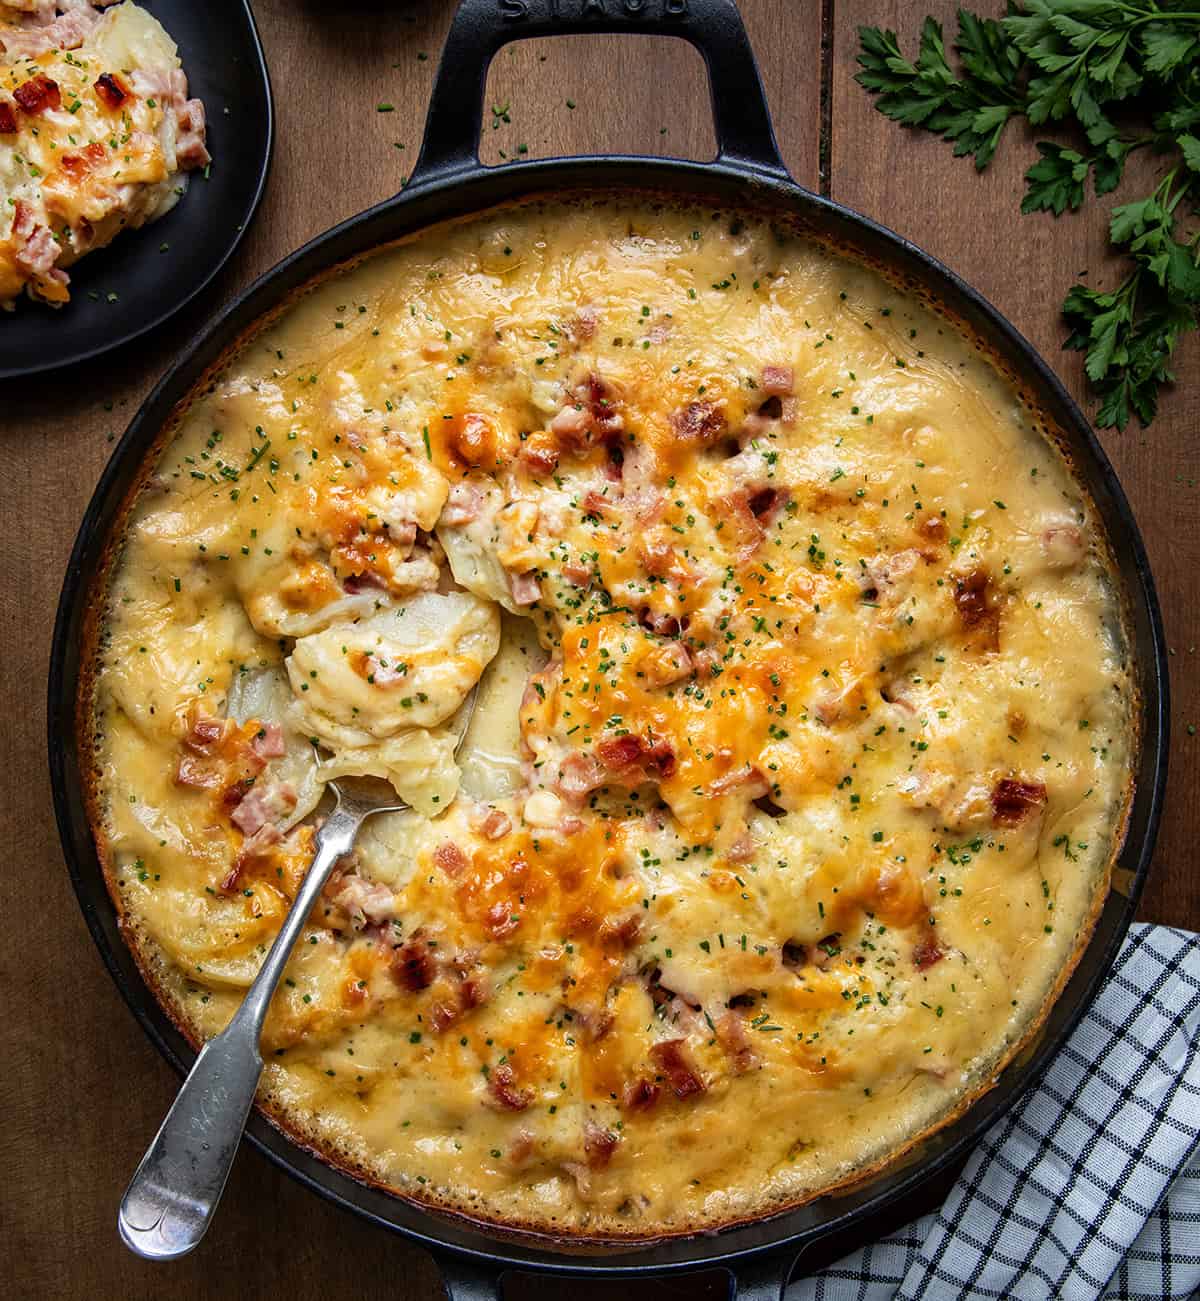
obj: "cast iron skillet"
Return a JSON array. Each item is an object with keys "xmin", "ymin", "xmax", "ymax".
[
  {"xmin": 0, "ymin": 0, "xmax": 272, "ymax": 380},
  {"xmin": 48, "ymin": 0, "xmax": 1169, "ymax": 1296}
]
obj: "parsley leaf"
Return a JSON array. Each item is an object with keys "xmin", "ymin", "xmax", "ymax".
[
  {"xmin": 1022, "ymin": 142, "xmax": 1090, "ymax": 213},
  {"xmin": 856, "ymin": 16, "xmax": 1023, "ymax": 168},
  {"xmin": 857, "ymin": 2, "xmax": 1200, "ymax": 430}
]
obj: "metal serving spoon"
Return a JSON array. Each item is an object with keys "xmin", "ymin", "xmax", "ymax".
[{"xmin": 118, "ymin": 692, "xmax": 476, "ymax": 1260}]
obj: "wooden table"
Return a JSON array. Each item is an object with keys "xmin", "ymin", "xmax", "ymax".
[{"xmin": 5, "ymin": 2, "xmax": 1196, "ymax": 1296}]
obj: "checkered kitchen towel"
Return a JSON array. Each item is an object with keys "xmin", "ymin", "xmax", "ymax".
[{"xmin": 792, "ymin": 924, "xmax": 1200, "ymax": 1301}]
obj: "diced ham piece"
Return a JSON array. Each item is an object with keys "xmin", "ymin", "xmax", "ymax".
[
  {"xmin": 861, "ymin": 548, "xmax": 924, "ymax": 604},
  {"xmin": 13, "ymin": 73, "xmax": 60, "ymax": 114},
  {"xmin": 0, "ymin": 100, "xmax": 16, "ymax": 134},
  {"xmin": 230, "ymin": 781, "xmax": 297, "ymax": 835},
  {"xmin": 93, "ymin": 72, "xmax": 129, "ymax": 110},
  {"xmin": 440, "ymin": 481, "xmax": 483, "ymax": 526},
  {"xmin": 509, "ymin": 570, "xmax": 541, "ymax": 606},
  {"xmin": 457, "ymin": 963, "xmax": 489, "ymax": 1010},
  {"xmin": 429, "ymin": 956, "xmax": 490, "ymax": 1033},
  {"xmin": 575, "ymin": 1006, "xmax": 614, "ymax": 1044},
  {"xmin": 597, "ymin": 735, "xmax": 643, "ymax": 770},
  {"xmin": 219, "ymin": 823, "xmax": 282, "ymax": 893},
  {"xmin": 551, "ymin": 403, "xmax": 590, "ymax": 441},
  {"xmin": 953, "ymin": 568, "xmax": 1000, "ymax": 651},
  {"xmin": 387, "ymin": 519, "xmax": 418, "ymax": 548},
  {"xmin": 670, "ymin": 399, "xmax": 726, "ymax": 446},
  {"xmin": 0, "ymin": 6, "xmax": 99, "ymax": 58},
  {"xmin": 878, "ymin": 679, "xmax": 917, "ymax": 715},
  {"xmin": 429, "ymin": 1000, "xmax": 460, "ymax": 1034},
  {"xmin": 393, "ymin": 935, "xmax": 437, "ymax": 991},
  {"xmin": 639, "ymin": 537, "xmax": 673, "ymax": 578},
  {"xmin": 648, "ymin": 1039, "xmax": 705, "ymax": 1100},
  {"xmin": 10, "ymin": 200, "xmax": 61, "ymax": 278},
  {"xmin": 719, "ymin": 490, "xmax": 767, "ymax": 559},
  {"xmin": 747, "ymin": 486, "xmax": 782, "ymax": 520},
  {"xmin": 597, "ymin": 732, "xmax": 676, "ymax": 780},
  {"xmin": 131, "ymin": 65, "xmax": 187, "ymax": 102},
  {"xmin": 562, "ymin": 559, "xmax": 592, "ymax": 587},
  {"xmin": 485, "ymin": 901, "xmax": 519, "ymax": 939},
  {"xmin": 175, "ymin": 754, "xmax": 219, "ymax": 789},
  {"xmin": 330, "ymin": 874, "xmax": 395, "ymax": 927},
  {"xmin": 643, "ymin": 641, "xmax": 693, "ymax": 688},
  {"xmin": 343, "ymin": 571, "xmax": 385, "ymax": 594},
  {"xmin": 175, "ymin": 96, "xmax": 211, "ymax": 169},
  {"xmin": 185, "ymin": 712, "xmax": 232, "ymax": 750},
  {"xmin": 761, "ymin": 365, "xmax": 794, "ymax": 396},
  {"xmin": 581, "ymin": 489, "xmax": 613, "ymax": 519},
  {"xmin": 556, "ymin": 751, "xmax": 606, "ymax": 800},
  {"xmin": 991, "ymin": 778, "xmax": 1048, "ymax": 827},
  {"xmin": 174, "ymin": 97, "xmax": 209, "ymax": 171},
  {"xmin": 913, "ymin": 936, "xmax": 945, "ymax": 971},
  {"xmin": 583, "ymin": 1122, "xmax": 620, "ymax": 1169},
  {"xmin": 598, "ymin": 914, "xmax": 642, "ymax": 950},
  {"xmin": 507, "ymin": 1128, "xmax": 536, "ymax": 1166},
  {"xmin": 637, "ymin": 605, "xmax": 682, "ymax": 638},
  {"xmin": 693, "ymin": 647, "xmax": 722, "ymax": 679},
  {"xmin": 583, "ymin": 373, "xmax": 623, "ymax": 438},
  {"xmin": 471, "ymin": 808, "xmax": 512, "ymax": 841},
  {"xmin": 715, "ymin": 1012, "xmax": 760, "ymax": 1073},
  {"xmin": 251, "ymin": 723, "xmax": 287, "ymax": 760},
  {"xmin": 519, "ymin": 435, "xmax": 559, "ymax": 476},
  {"xmin": 550, "ymin": 374, "xmax": 624, "ymax": 452},
  {"xmin": 59, "ymin": 141, "xmax": 107, "ymax": 178},
  {"xmin": 624, "ymin": 483, "xmax": 666, "ymax": 525},
  {"xmin": 434, "ymin": 841, "xmax": 468, "ymax": 877},
  {"xmin": 487, "ymin": 1063, "xmax": 531, "ymax": 1111},
  {"xmin": 728, "ymin": 830, "xmax": 756, "ymax": 863},
  {"xmin": 709, "ymin": 763, "xmax": 769, "ymax": 799},
  {"xmin": 622, "ymin": 1078, "xmax": 660, "ymax": 1111}
]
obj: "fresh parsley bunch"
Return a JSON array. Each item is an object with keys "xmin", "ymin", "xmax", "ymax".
[{"xmin": 857, "ymin": 1, "xmax": 1200, "ymax": 429}]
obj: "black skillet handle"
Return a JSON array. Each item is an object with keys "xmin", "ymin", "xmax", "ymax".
[
  {"xmin": 410, "ymin": 0, "xmax": 789, "ymax": 187},
  {"xmin": 432, "ymin": 1244, "xmax": 803, "ymax": 1299}
]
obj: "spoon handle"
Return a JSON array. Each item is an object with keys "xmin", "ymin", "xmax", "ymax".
[{"xmin": 118, "ymin": 798, "xmax": 365, "ymax": 1259}]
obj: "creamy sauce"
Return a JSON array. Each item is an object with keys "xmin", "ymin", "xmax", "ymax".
[{"xmin": 90, "ymin": 200, "xmax": 1133, "ymax": 1238}]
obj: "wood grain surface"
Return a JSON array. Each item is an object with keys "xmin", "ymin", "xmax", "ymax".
[{"xmin": 1, "ymin": 2, "xmax": 1194, "ymax": 1298}]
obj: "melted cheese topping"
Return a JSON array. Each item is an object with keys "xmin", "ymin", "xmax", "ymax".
[
  {"xmin": 90, "ymin": 201, "xmax": 1133, "ymax": 1239},
  {"xmin": 1, "ymin": 2, "xmax": 207, "ymax": 307}
]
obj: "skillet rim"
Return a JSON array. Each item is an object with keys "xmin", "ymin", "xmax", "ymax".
[{"xmin": 48, "ymin": 155, "xmax": 1170, "ymax": 1277}]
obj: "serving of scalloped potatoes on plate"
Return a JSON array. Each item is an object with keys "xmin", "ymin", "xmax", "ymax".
[{"xmin": 0, "ymin": 0, "xmax": 208, "ymax": 308}]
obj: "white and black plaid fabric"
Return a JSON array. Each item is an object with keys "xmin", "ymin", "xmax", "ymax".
[{"xmin": 791, "ymin": 924, "xmax": 1200, "ymax": 1301}]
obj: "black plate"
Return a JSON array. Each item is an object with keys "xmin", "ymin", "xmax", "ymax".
[{"xmin": 0, "ymin": 0, "xmax": 272, "ymax": 380}]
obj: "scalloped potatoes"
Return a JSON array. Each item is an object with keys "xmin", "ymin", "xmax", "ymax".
[{"xmin": 88, "ymin": 200, "xmax": 1133, "ymax": 1240}]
